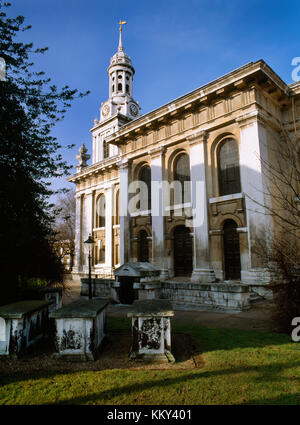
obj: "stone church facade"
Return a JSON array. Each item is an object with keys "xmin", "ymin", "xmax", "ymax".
[{"xmin": 68, "ymin": 29, "xmax": 300, "ymax": 307}]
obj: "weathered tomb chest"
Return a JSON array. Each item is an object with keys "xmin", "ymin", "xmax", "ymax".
[
  {"xmin": 50, "ymin": 299, "xmax": 109, "ymax": 361},
  {"xmin": 128, "ymin": 299, "xmax": 175, "ymax": 363},
  {"xmin": 0, "ymin": 300, "xmax": 51, "ymax": 357}
]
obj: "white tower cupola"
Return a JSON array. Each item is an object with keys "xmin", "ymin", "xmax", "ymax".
[{"xmin": 100, "ymin": 21, "xmax": 140, "ymax": 122}]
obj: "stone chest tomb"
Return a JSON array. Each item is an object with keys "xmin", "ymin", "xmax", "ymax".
[
  {"xmin": 128, "ymin": 299, "xmax": 175, "ymax": 363},
  {"xmin": 0, "ymin": 300, "xmax": 51, "ymax": 357},
  {"xmin": 50, "ymin": 299, "xmax": 108, "ymax": 361}
]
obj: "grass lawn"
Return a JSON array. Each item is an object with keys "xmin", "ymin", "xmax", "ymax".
[{"xmin": 0, "ymin": 316, "xmax": 300, "ymax": 405}]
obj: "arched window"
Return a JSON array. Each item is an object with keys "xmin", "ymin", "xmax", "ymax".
[
  {"xmin": 218, "ymin": 138, "xmax": 241, "ymax": 196},
  {"xmin": 96, "ymin": 195, "xmax": 105, "ymax": 228},
  {"xmin": 103, "ymin": 140, "xmax": 109, "ymax": 159},
  {"xmin": 174, "ymin": 153, "xmax": 191, "ymax": 204},
  {"xmin": 138, "ymin": 230, "xmax": 149, "ymax": 262},
  {"xmin": 115, "ymin": 190, "xmax": 120, "ymax": 225},
  {"xmin": 139, "ymin": 165, "xmax": 151, "ymax": 211},
  {"xmin": 126, "ymin": 84, "xmax": 129, "ymax": 93},
  {"xmin": 118, "ymin": 83, "xmax": 122, "ymax": 92}
]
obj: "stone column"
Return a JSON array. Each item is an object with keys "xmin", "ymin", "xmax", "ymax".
[
  {"xmin": 187, "ymin": 130, "xmax": 215, "ymax": 283},
  {"xmin": 119, "ymin": 159, "xmax": 131, "ymax": 264},
  {"xmin": 236, "ymin": 110, "xmax": 271, "ymax": 284},
  {"xmin": 73, "ymin": 194, "xmax": 82, "ymax": 273},
  {"xmin": 105, "ymin": 184, "xmax": 113, "ymax": 272},
  {"xmin": 149, "ymin": 146, "xmax": 168, "ymax": 279}
]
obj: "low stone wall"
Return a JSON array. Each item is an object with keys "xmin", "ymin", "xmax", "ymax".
[
  {"xmin": 80, "ymin": 278, "xmax": 251, "ymax": 311},
  {"xmin": 81, "ymin": 279, "xmax": 115, "ymax": 300},
  {"xmin": 161, "ymin": 281, "xmax": 250, "ymax": 311}
]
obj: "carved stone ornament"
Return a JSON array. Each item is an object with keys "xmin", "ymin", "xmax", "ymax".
[{"xmin": 76, "ymin": 143, "xmax": 90, "ymax": 172}]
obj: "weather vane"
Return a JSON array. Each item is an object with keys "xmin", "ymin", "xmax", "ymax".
[{"xmin": 118, "ymin": 20, "xmax": 127, "ymax": 33}]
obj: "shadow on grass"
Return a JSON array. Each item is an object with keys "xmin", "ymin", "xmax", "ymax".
[
  {"xmin": 53, "ymin": 359, "xmax": 300, "ymax": 405},
  {"xmin": 1, "ymin": 358, "xmax": 300, "ymax": 405}
]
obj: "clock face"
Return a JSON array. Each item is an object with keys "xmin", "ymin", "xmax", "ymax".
[
  {"xmin": 102, "ymin": 104, "xmax": 110, "ymax": 117},
  {"xmin": 130, "ymin": 103, "xmax": 138, "ymax": 117}
]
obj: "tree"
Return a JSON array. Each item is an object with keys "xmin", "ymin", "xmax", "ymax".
[
  {"xmin": 51, "ymin": 189, "xmax": 76, "ymax": 271},
  {"xmin": 252, "ymin": 121, "xmax": 300, "ymax": 332},
  {"xmin": 0, "ymin": 2, "xmax": 89, "ymax": 303}
]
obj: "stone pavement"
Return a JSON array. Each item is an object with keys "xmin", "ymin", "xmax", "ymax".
[{"xmin": 62, "ymin": 280, "xmax": 275, "ymax": 332}]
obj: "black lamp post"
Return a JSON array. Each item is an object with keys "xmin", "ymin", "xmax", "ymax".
[{"xmin": 84, "ymin": 234, "xmax": 95, "ymax": 299}]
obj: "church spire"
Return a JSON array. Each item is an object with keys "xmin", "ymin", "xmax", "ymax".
[{"xmin": 118, "ymin": 20, "xmax": 126, "ymax": 52}]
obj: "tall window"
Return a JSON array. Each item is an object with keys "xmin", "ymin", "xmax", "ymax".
[
  {"xmin": 139, "ymin": 165, "xmax": 151, "ymax": 211},
  {"xmin": 103, "ymin": 140, "xmax": 109, "ymax": 159},
  {"xmin": 96, "ymin": 194, "xmax": 105, "ymax": 228},
  {"xmin": 174, "ymin": 153, "xmax": 191, "ymax": 204},
  {"xmin": 218, "ymin": 138, "xmax": 241, "ymax": 196}
]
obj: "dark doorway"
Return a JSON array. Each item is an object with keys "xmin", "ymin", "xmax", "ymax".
[
  {"xmin": 173, "ymin": 225, "xmax": 193, "ymax": 276},
  {"xmin": 119, "ymin": 277, "xmax": 136, "ymax": 304},
  {"xmin": 223, "ymin": 220, "xmax": 241, "ymax": 280},
  {"xmin": 138, "ymin": 230, "xmax": 149, "ymax": 262}
]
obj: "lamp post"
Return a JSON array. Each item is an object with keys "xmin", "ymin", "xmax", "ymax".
[{"xmin": 84, "ymin": 234, "xmax": 95, "ymax": 300}]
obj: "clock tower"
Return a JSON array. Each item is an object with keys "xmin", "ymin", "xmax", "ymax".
[{"xmin": 91, "ymin": 22, "xmax": 140, "ymax": 164}]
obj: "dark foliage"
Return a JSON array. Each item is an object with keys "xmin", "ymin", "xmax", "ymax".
[{"xmin": 0, "ymin": 2, "xmax": 89, "ymax": 304}]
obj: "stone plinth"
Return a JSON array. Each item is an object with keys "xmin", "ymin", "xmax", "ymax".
[
  {"xmin": 127, "ymin": 299, "xmax": 175, "ymax": 364},
  {"xmin": 50, "ymin": 299, "xmax": 109, "ymax": 361},
  {"xmin": 0, "ymin": 300, "xmax": 51, "ymax": 357}
]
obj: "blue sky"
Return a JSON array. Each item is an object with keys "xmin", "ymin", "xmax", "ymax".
[{"xmin": 7, "ymin": 0, "xmax": 300, "ymax": 196}]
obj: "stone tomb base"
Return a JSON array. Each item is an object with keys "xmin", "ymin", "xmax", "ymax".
[
  {"xmin": 128, "ymin": 299, "xmax": 175, "ymax": 364},
  {"xmin": 50, "ymin": 299, "xmax": 109, "ymax": 361}
]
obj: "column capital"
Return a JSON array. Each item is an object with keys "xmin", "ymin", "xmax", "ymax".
[
  {"xmin": 117, "ymin": 157, "xmax": 132, "ymax": 170},
  {"xmin": 148, "ymin": 145, "xmax": 166, "ymax": 159},
  {"xmin": 235, "ymin": 110, "xmax": 268, "ymax": 128},
  {"xmin": 187, "ymin": 129, "xmax": 209, "ymax": 145}
]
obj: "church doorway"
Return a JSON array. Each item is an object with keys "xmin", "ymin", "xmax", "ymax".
[
  {"xmin": 173, "ymin": 225, "xmax": 193, "ymax": 276},
  {"xmin": 138, "ymin": 230, "xmax": 149, "ymax": 262},
  {"xmin": 223, "ymin": 219, "xmax": 241, "ymax": 280}
]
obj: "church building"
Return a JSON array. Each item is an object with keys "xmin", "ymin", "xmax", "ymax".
[{"xmin": 68, "ymin": 24, "xmax": 300, "ymax": 308}]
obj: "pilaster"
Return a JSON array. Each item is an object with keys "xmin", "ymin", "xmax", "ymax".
[
  {"xmin": 149, "ymin": 145, "xmax": 168, "ymax": 279},
  {"xmin": 187, "ymin": 130, "xmax": 216, "ymax": 283}
]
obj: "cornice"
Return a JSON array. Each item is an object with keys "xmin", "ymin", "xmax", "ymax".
[
  {"xmin": 67, "ymin": 155, "xmax": 120, "ymax": 183},
  {"xmin": 107, "ymin": 60, "xmax": 290, "ymax": 146}
]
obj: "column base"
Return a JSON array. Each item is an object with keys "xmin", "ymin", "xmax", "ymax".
[
  {"xmin": 191, "ymin": 268, "xmax": 216, "ymax": 283},
  {"xmin": 159, "ymin": 269, "xmax": 169, "ymax": 281}
]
